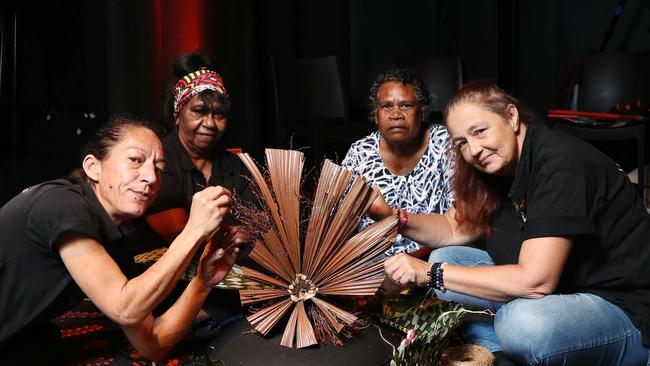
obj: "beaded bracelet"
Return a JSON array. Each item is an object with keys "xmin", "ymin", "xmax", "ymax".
[
  {"xmin": 396, "ymin": 208, "xmax": 409, "ymax": 229},
  {"xmin": 427, "ymin": 262, "xmax": 447, "ymax": 292}
]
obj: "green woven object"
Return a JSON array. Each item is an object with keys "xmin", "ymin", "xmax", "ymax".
[
  {"xmin": 381, "ymin": 296, "xmax": 469, "ymax": 366},
  {"xmin": 214, "ymin": 264, "xmax": 274, "ymax": 290},
  {"xmin": 133, "ymin": 247, "xmax": 271, "ymax": 289}
]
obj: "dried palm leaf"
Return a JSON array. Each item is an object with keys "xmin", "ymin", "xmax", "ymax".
[{"xmin": 235, "ymin": 149, "xmax": 398, "ymax": 348}]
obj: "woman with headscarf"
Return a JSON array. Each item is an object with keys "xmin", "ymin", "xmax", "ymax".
[{"xmin": 144, "ymin": 52, "xmax": 253, "ymax": 335}]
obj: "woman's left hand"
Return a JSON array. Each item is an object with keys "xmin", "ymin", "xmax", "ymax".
[
  {"xmin": 196, "ymin": 231, "xmax": 242, "ymax": 287},
  {"xmin": 217, "ymin": 225, "xmax": 251, "ymax": 251},
  {"xmin": 384, "ymin": 253, "xmax": 430, "ymax": 287}
]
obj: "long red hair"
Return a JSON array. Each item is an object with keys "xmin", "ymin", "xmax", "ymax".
[{"xmin": 444, "ymin": 81, "xmax": 535, "ymax": 236}]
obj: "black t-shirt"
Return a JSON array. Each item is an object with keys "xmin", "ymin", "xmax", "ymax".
[
  {"xmin": 0, "ymin": 179, "xmax": 133, "ymax": 346},
  {"xmin": 147, "ymin": 127, "xmax": 253, "ymax": 216},
  {"xmin": 486, "ymin": 123, "xmax": 650, "ymax": 346},
  {"xmin": 135, "ymin": 128, "xmax": 256, "ymax": 265}
]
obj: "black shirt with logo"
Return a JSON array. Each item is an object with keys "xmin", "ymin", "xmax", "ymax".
[{"xmin": 486, "ymin": 123, "xmax": 650, "ymax": 347}]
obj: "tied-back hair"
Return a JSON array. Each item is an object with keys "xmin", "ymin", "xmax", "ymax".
[
  {"xmin": 368, "ymin": 68, "xmax": 432, "ymax": 125},
  {"xmin": 66, "ymin": 116, "xmax": 161, "ymax": 184},
  {"xmin": 163, "ymin": 51, "xmax": 231, "ymax": 131},
  {"xmin": 443, "ymin": 81, "xmax": 536, "ymax": 236}
]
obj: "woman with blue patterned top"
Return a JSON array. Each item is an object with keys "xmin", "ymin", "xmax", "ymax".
[{"xmin": 342, "ymin": 68, "xmax": 455, "ymax": 256}]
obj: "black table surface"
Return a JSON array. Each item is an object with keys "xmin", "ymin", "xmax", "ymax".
[{"xmin": 204, "ymin": 316, "xmax": 402, "ymax": 365}]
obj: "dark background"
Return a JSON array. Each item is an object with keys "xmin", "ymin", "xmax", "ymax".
[{"xmin": 1, "ymin": 0, "xmax": 649, "ymax": 205}]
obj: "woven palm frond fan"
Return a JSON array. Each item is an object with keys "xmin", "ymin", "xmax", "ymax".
[{"xmin": 232, "ymin": 148, "xmax": 398, "ymax": 348}]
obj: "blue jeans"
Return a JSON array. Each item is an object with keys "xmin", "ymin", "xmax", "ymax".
[{"xmin": 429, "ymin": 246, "xmax": 650, "ymax": 365}]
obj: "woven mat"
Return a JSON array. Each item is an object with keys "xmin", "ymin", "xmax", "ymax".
[{"xmin": 133, "ymin": 247, "xmax": 272, "ymax": 290}]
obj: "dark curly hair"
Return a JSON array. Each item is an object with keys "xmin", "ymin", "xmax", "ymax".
[
  {"xmin": 367, "ymin": 68, "xmax": 432, "ymax": 125},
  {"xmin": 162, "ymin": 52, "xmax": 231, "ymax": 132}
]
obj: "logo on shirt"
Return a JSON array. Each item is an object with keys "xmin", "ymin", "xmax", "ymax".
[{"xmin": 513, "ymin": 199, "xmax": 527, "ymax": 223}]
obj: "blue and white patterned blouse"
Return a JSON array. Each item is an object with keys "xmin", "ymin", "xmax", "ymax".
[{"xmin": 341, "ymin": 124, "xmax": 455, "ymax": 255}]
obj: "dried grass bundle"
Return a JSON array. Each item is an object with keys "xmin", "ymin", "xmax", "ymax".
[{"xmin": 235, "ymin": 149, "xmax": 398, "ymax": 348}]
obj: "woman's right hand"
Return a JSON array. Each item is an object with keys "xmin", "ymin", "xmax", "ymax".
[
  {"xmin": 185, "ymin": 186, "xmax": 233, "ymax": 241},
  {"xmin": 384, "ymin": 253, "xmax": 430, "ymax": 288},
  {"xmin": 367, "ymin": 189, "xmax": 394, "ymax": 221}
]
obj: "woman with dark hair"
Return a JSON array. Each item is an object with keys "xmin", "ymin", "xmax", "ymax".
[
  {"xmin": 161, "ymin": 52, "xmax": 231, "ymax": 132},
  {"xmin": 342, "ymin": 68, "xmax": 454, "ymax": 256},
  {"xmin": 370, "ymin": 82, "xmax": 650, "ymax": 365},
  {"xmin": 0, "ymin": 117, "xmax": 241, "ymax": 362},
  {"xmin": 144, "ymin": 52, "xmax": 252, "ymax": 335}
]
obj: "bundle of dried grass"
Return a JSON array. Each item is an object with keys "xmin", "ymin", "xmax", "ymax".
[{"xmin": 234, "ymin": 149, "xmax": 398, "ymax": 348}]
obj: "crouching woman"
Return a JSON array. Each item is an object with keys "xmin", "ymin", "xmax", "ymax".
[
  {"xmin": 0, "ymin": 117, "xmax": 243, "ymax": 362},
  {"xmin": 371, "ymin": 82, "xmax": 650, "ymax": 365}
]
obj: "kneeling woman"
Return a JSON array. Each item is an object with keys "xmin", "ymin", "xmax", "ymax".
[
  {"xmin": 371, "ymin": 82, "xmax": 650, "ymax": 365},
  {"xmin": 0, "ymin": 117, "xmax": 241, "ymax": 361}
]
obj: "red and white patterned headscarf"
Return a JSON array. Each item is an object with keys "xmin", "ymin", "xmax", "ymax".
[{"xmin": 172, "ymin": 69, "xmax": 228, "ymax": 117}]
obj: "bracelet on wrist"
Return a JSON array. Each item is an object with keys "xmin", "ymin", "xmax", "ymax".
[
  {"xmin": 425, "ymin": 262, "xmax": 434, "ymax": 287},
  {"xmin": 396, "ymin": 208, "xmax": 409, "ymax": 229},
  {"xmin": 427, "ymin": 261, "xmax": 447, "ymax": 292}
]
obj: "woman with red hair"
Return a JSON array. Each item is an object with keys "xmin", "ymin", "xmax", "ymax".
[{"xmin": 371, "ymin": 81, "xmax": 650, "ymax": 365}]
